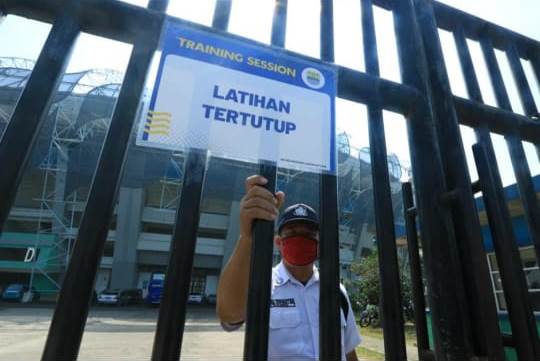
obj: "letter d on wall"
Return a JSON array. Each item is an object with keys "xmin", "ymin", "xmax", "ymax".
[{"xmin": 24, "ymin": 247, "xmax": 36, "ymax": 262}]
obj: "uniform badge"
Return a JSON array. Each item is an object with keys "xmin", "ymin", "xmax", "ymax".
[
  {"xmin": 293, "ymin": 206, "xmax": 308, "ymax": 217},
  {"xmin": 270, "ymin": 298, "xmax": 296, "ymax": 308}
]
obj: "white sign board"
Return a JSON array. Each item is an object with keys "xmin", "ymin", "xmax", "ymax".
[{"xmin": 137, "ymin": 21, "xmax": 337, "ymax": 174}]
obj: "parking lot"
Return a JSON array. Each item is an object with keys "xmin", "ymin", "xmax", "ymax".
[{"xmin": 0, "ymin": 304, "xmax": 244, "ymax": 360}]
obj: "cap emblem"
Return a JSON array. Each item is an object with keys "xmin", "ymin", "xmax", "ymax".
[{"xmin": 293, "ymin": 206, "xmax": 308, "ymax": 217}]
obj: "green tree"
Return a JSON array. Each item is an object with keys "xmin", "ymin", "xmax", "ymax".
[{"xmin": 349, "ymin": 249, "xmax": 412, "ymax": 318}]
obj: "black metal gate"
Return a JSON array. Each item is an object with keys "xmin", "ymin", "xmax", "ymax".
[{"xmin": 0, "ymin": 0, "xmax": 539, "ymax": 360}]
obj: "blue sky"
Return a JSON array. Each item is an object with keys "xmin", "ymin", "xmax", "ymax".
[{"xmin": 2, "ymin": 0, "xmax": 539, "ymax": 185}]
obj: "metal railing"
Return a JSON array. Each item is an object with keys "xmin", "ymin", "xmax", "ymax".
[
  {"xmin": 0, "ymin": 0, "xmax": 539, "ymax": 360},
  {"xmin": 414, "ymin": 1, "xmax": 540, "ymax": 360}
]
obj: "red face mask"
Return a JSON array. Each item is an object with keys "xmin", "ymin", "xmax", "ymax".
[{"xmin": 280, "ymin": 236, "xmax": 318, "ymax": 266}]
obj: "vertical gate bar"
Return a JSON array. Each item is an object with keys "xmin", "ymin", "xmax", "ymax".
[
  {"xmin": 0, "ymin": 0, "xmax": 80, "ymax": 231},
  {"xmin": 243, "ymin": 162, "xmax": 277, "ymax": 361},
  {"xmin": 480, "ymin": 37, "xmax": 513, "ymax": 108},
  {"xmin": 506, "ymin": 44, "xmax": 540, "ymax": 164},
  {"xmin": 531, "ymin": 55, "xmax": 540, "ymax": 91},
  {"xmin": 453, "ymin": 26, "xmax": 517, "ymax": 275},
  {"xmin": 472, "ymin": 143, "xmax": 540, "ymax": 360},
  {"xmin": 454, "ymin": 24, "xmax": 508, "ymax": 294},
  {"xmin": 453, "ymin": 28, "xmax": 512, "ymax": 212},
  {"xmin": 212, "ymin": 0, "xmax": 232, "ymax": 30},
  {"xmin": 152, "ymin": 2, "xmax": 230, "ymax": 360},
  {"xmin": 319, "ymin": 1, "xmax": 341, "ymax": 360},
  {"xmin": 151, "ymin": 150, "xmax": 207, "ymax": 361},
  {"xmin": 402, "ymin": 182, "xmax": 430, "ymax": 360},
  {"xmin": 507, "ymin": 45, "xmax": 539, "ymax": 116},
  {"xmin": 211, "ymin": 1, "xmax": 231, "ymax": 32},
  {"xmin": 318, "ymin": 173, "xmax": 341, "ymax": 361},
  {"xmin": 270, "ymin": 0, "xmax": 287, "ymax": 47},
  {"xmin": 413, "ymin": 2, "xmax": 504, "ymax": 359},
  {"xmin": 361, "ymin": 0, "xmax": 406, "ymax": 360},
  {"xmin": 41, "ymin": 2, "xmax": 168, "ymax": 360},
  {"xmin": 453, "ymin": 27, "xmax": 484, "ymax": 104},
  {"xmin": 392, "ymin": 0, "xmax": 472, "ymax": 359},
  {"xmin": 243, "ymin": 2, "xmax": 286, "ymax": 359},
  {"xmin": 481, "ymin": 36, "xmax": 540, "ymax": 274}
]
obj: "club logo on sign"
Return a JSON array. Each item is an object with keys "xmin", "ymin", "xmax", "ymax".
[{"xmin": 301, "ymin": 67, "xmax": 325, "ymax": 89}]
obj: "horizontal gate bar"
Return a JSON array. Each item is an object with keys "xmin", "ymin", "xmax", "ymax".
[
  {"xmin": 472, "ymin": 143, "xmax": 540, "ymax": 360},
  {"xmin": 0, "ymin": 0, "xmax": 79, "ymax": 231},
  {"xmin": 0, "ymin": 0, "xmax": 157, "ymax": 44},
  {"xmin": 41, "ymin": 1, "xmax": 167, "ymax": 359},
  {"xmin": 361, "ymin": 0, "xmax": 406, "ymax": 359},
  {"xmin": 337, "ymin": 67, "xmax": 423, "ymax": 115},
  {"xmin": 453, "ymin": 96, "xmax": 540, "ymax": 143}
]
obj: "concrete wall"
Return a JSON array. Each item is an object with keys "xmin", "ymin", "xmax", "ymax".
[{"xmin": 110, "ymin": 187, "xmax": 144, "ymax": 289}]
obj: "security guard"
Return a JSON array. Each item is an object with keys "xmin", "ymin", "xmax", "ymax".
[{"xmin": 217, "ymin": 175, "xmax": 361, "ymax": 360}]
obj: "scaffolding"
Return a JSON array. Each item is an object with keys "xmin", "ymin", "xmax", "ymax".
[
  {"xmin": 3, "ymin": 61, "xmax": 126, "ymax": 293},
  {"xmin": 157, "ymin": 152, "xmax": 185, "ymax": 209}
]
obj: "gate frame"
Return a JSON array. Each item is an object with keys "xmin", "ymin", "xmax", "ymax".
[{"xmin": 0, "ymin": 0, "xmax": 539, "ymax": 360}]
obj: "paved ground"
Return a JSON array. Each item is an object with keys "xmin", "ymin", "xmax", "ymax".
[
  {"xmin": 0, "ymin": 304, "xmax": 415, "ymax": 360},
  {"xmin": 0, "ymin": 304, "xmax": 244, "ymax": 360}
]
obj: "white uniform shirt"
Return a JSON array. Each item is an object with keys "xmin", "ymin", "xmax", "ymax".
[{"xmin": 223, "ymin": 261, "xmax": 362, "ymax": 360}]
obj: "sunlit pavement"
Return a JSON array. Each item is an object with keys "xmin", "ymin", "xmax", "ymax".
[
  {"xmin": 0, "ymin": 304, "xmax": 244, "ymax": 360},
  {"xmin": 0, "ymin": 304, "xmax": 417, "ymax": 360}
]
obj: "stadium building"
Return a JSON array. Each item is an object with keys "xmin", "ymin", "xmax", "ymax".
[{"xmin": 0, "ymin": 57, "xmax": 408, "ymax": 299}]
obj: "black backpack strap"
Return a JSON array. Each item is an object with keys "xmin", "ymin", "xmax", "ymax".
[{"xmin": 339, "ymin": 288, "xmax": 349, "ymax": 321}]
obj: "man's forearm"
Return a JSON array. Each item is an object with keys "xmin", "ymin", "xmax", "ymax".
[{"xmin": 216, "ymin": 235, "xmax": 252, "ymax": 323}]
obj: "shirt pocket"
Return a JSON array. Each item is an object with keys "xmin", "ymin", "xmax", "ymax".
[{"xmin": 269, "ymin": 308, "xmax": 303, "ymax": 356}]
